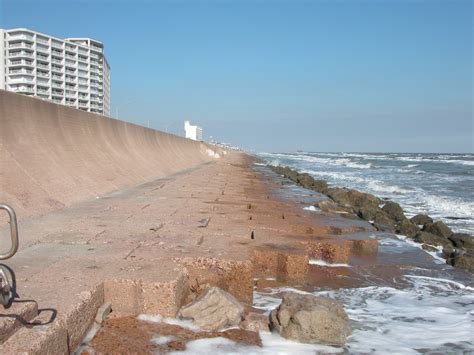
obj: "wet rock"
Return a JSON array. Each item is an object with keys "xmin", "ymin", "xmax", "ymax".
[
  {"xmin": 357, "ymin": 205, "xmax": 381, "ymax": 221},
  {"xmin": 372, "ymin": 211, "xmax": 396, "ymax": 232},
  {"xmin": 410, "ymin": 214, "xmax": 433, "ymax": 226},
  {"xmin": 442, "ymin": 245, "xmax": 459, "ymax": 260},
  {"xmin": 327, "ymin": 188, "xmax": 381, "ymax": 211},
  {"xmin": 178, "ymin": 287, "xmax": 244, "ymax": 331},
  {"xmin": 413, "ymin": 231, "xmax": 453, "ymax": 250},
  {"xmin": 240, "ymin": 312, "xmax": 270, "ymax": 332},
  {"xmin": 311, "ymin": 179, "xmax": 329, "ymax": 194},
  {"xmin": 396, "ymin": 219, "xmax": 419, "ymax": 238},
  {"xmin": 296, "ymin": 173, "xmax": 315, "ymax": 189},
  {"xmin": 448, "ymin": 233, "xmax": 474, "ymax": 251},
  {"xmin": 315, "ymin": 200, "xmax": 352, "ymax": 214},
  {"xmin": 421, "ymin": 244, "xmax": 439, "ymax": 252},
  {"xmin": 423, "ymin": 221, "xmax": 453, "ymax": 239},
  {"xmin": 449, "ymin": 253, "xmax": 474, "ymax": 273},
  {"xmin": 382, "ymin": 201, "xmax": 406, "ymax": 222},
  {"xmin": 270, "ymin": 293, "xmax": 351, "ymax": 347}
]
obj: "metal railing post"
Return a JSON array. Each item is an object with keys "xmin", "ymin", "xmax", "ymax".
[{"xmin": 0, "ymin": 204, "xmax": 19, "ymax": 260}]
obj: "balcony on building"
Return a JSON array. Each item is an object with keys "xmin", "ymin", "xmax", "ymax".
[
  {"xmin": 9, "ymin": 50, "xmax": 34, "ymax": 59},
  {"xmin": 8, "ymin": 31, "xmax": 34, "ymax": 42},
  {"xmin": 9, "ymin": 68, "xmax": 34, "ymax": 76},
  {"xmin": 9, "ymin": 84, "xmax": 35, "ymax": 94},
  {"xmin": 37, "ymin": 86, "xmax": 50, "ymax": 95},
  {"xmin": 51, "ymin": 65, "xmax": 63, "ymax": 74},
  {"xmin": 51, "ymin": 49, "xmax": 63, "ymax": 58},
  {"xmin": 7, "ymin": 76, "xmax": 35, "ymax": 84},
  {"xmin": 78, "ymin": 56, "xmax": 89, "ymax": 64},
  {"xmin": 37, "ymin": 53, "xmax": 49, "ymax": 61},
  {"xmin": 51, "ymin": 40, "xmax": 63, "ymax": 50},
  {"xmin": 9, "ymin": 41, "xmax": 34, "ymax": 50}
]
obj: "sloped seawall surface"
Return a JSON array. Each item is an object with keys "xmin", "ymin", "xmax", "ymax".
[{"xmin": 0, "ymin": 90, "xmax": 211, "ymax": 221}]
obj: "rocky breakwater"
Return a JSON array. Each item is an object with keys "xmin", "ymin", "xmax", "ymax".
[{"xmin": 269, "ymin": 165, "xmax": 474, "ymax": 273}]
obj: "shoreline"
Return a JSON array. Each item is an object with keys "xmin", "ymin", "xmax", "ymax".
[
  {"xmin": 267, "ymin": 163, "xmax": 474, "ymax": 274},
  {"xmin": 1, "ymin": 152, "xmax": 473, "ymax": 353}
]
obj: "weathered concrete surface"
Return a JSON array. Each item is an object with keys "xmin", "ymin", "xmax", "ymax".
[
  {"xmin": 0, "ymin": 148, "xmax": 378, "ymax": 352},
  {"xmin": 0, "ymin": 91, "xmax": 388, "ymax": 353},
  {"xmin": 0, "ymin": 89, "xmax": 214, "ymax": 223}
]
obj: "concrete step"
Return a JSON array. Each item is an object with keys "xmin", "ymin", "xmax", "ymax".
[{"xmin": 0, "ymin": 300, "xmax": 38, "ymax": 344}]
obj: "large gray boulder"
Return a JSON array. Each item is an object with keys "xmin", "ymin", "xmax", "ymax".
[
  {"xmin": 410, "ymin": 214, "xmax": 433, "ymax": 227},
  {"xmin": 382, "ymin": 201, "xmax": 406, "ymax": 222},
  {"xmin": 357, "ymin": 205, "xmax": 381, "ymax": 221},
  {"xmin": 414, "ymin": 231, "xmax": 453, "ymax": 250},
  {"xmin": 448, "ymin": 233, "xmax": 474, "ymax": 251},
  {"xmin": 424, "ymin": 221, "xmax": 453, "ymax": 238},
  {"xmin": 178, "ymin": 287, "xmax": 244, "ymax": 331},
  {"xmin": 327, "ymin": 188, "xmax": 381, "ymax": 211},
  {"xmin": 450, "ymin": 253, "xmax": 474, "ymax": 273},
  {"xmin": 372, "ymin": 211, "xmax": 396, "ymax": 232},
  {"xmin": 270, "ymin": 293, "xmax": 351, "ymax": 347},
  {"xmin": 396, "ymin": 219, "xmax": 419, "ymax": 238}
]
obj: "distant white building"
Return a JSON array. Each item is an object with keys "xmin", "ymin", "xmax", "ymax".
[{"xmin": 184, "ymin": 120, "xmax": 203, "ymax": 141}]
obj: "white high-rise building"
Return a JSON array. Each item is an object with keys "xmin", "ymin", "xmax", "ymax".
[
  {"xmin": 184, "ymin": 120, "xmax": 203, "ymax": 141},
  {"xmin": 0, "ymin": 28, "xmax": 110, "ymax": 116}
]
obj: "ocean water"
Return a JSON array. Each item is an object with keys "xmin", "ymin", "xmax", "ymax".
[
  {"xmin": 248, "ymin": 152, "xmax": 474, "ymax": 353},
  {"xmin": 258, "ymin": 152, "xmax": 474, "ymax": 234}
]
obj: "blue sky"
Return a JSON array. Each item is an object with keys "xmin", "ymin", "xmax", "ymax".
[{"xmin": 1, "ymin": 0, "xmax": 472, "ymax": 152}]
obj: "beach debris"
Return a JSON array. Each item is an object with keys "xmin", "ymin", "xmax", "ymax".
[
  {"xmin": 95, "ymin": 302, "xmax": 112, "ymax": 325},
  {"xmin": 270, "ymin": 293, "xmax": 351, "ymax": 347},
  {"xmin": 150, "ymin": 223, "xmax": 164, "ymax": 232},
  {"xmin": 197, "ymin": 218, "xmax": 210, "ymax": 228},
  {"xmin": 251, "ymin": 231, "xmax": 255, "ymax": 239},
  {"xmin": 240, "ymin": 311, "xmax": 270, "ymax": 332},
  {"xmin": 178, "ymin": 287, "xmax": 244, "ymax": 331}
]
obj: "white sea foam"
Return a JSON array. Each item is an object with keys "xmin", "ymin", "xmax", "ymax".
[
  {"xmin": 309, "ymin": 259, "xmax": 351, "ymax": 267},
  {"xmin": 151, "ymin": 335, "xmax": 177, "ymax": 345},
  {"xmin": 303, "ymin": 205, "xmax": 318, "ymax": 211},
  {"xmin": 366, "ymin": 180, "xmax": 411, "ymax": 195},
  {"xmin": 317, "ymin": 278, "xmax": 474, "ymax": 353},
  {"xmin": 137, "ymin": 314, "xmax": 200, "ymax": 331},
  {"xmin": 421, "ymin": 194, "xmax": 474, "ymax": 219},
  {"xmin": 395, "ymin": 234, "xmax": 446, "ymax": 264},
  {"xmin": 253, "ymin": 279, "xmax": 474, "ymax": 353},
  {"xmin": 170, "ymin": 333, "xmax": 343, "ymax": 354}
]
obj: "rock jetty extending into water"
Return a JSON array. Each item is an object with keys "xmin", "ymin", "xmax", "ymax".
[{"xmin": 269, "ymin": 164, "xmax": 474, "ymax": 273}]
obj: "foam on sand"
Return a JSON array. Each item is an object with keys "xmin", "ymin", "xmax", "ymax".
[
  {"xmin": 169, "ymin": 332, "xmax": 343, "ymax": 354},
  {"xmin": 309, "ymin": 259, "xmax": 351, "ymax": 267},
  {"xmin": 137, "ymin": 314, "xmax": 201, "ymax": 331}
]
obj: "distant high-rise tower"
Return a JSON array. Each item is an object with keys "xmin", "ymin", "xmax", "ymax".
[
  {"xmin": 0, "ymin": 28, "xmax": 110, "ymax": 116},
  {"xmin": 184, "ymin": 120, "xmax": 203, "ymax": 141}
]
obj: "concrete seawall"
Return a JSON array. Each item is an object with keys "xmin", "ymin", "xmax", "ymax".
[{"xmin": 0, "ymin": 90, "xmax": 213, "ymax": 222}]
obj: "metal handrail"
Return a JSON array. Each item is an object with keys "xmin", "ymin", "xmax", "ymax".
[{"xmin": 0, "ymin": 204, "xmax": 19, "ymax": 260}]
